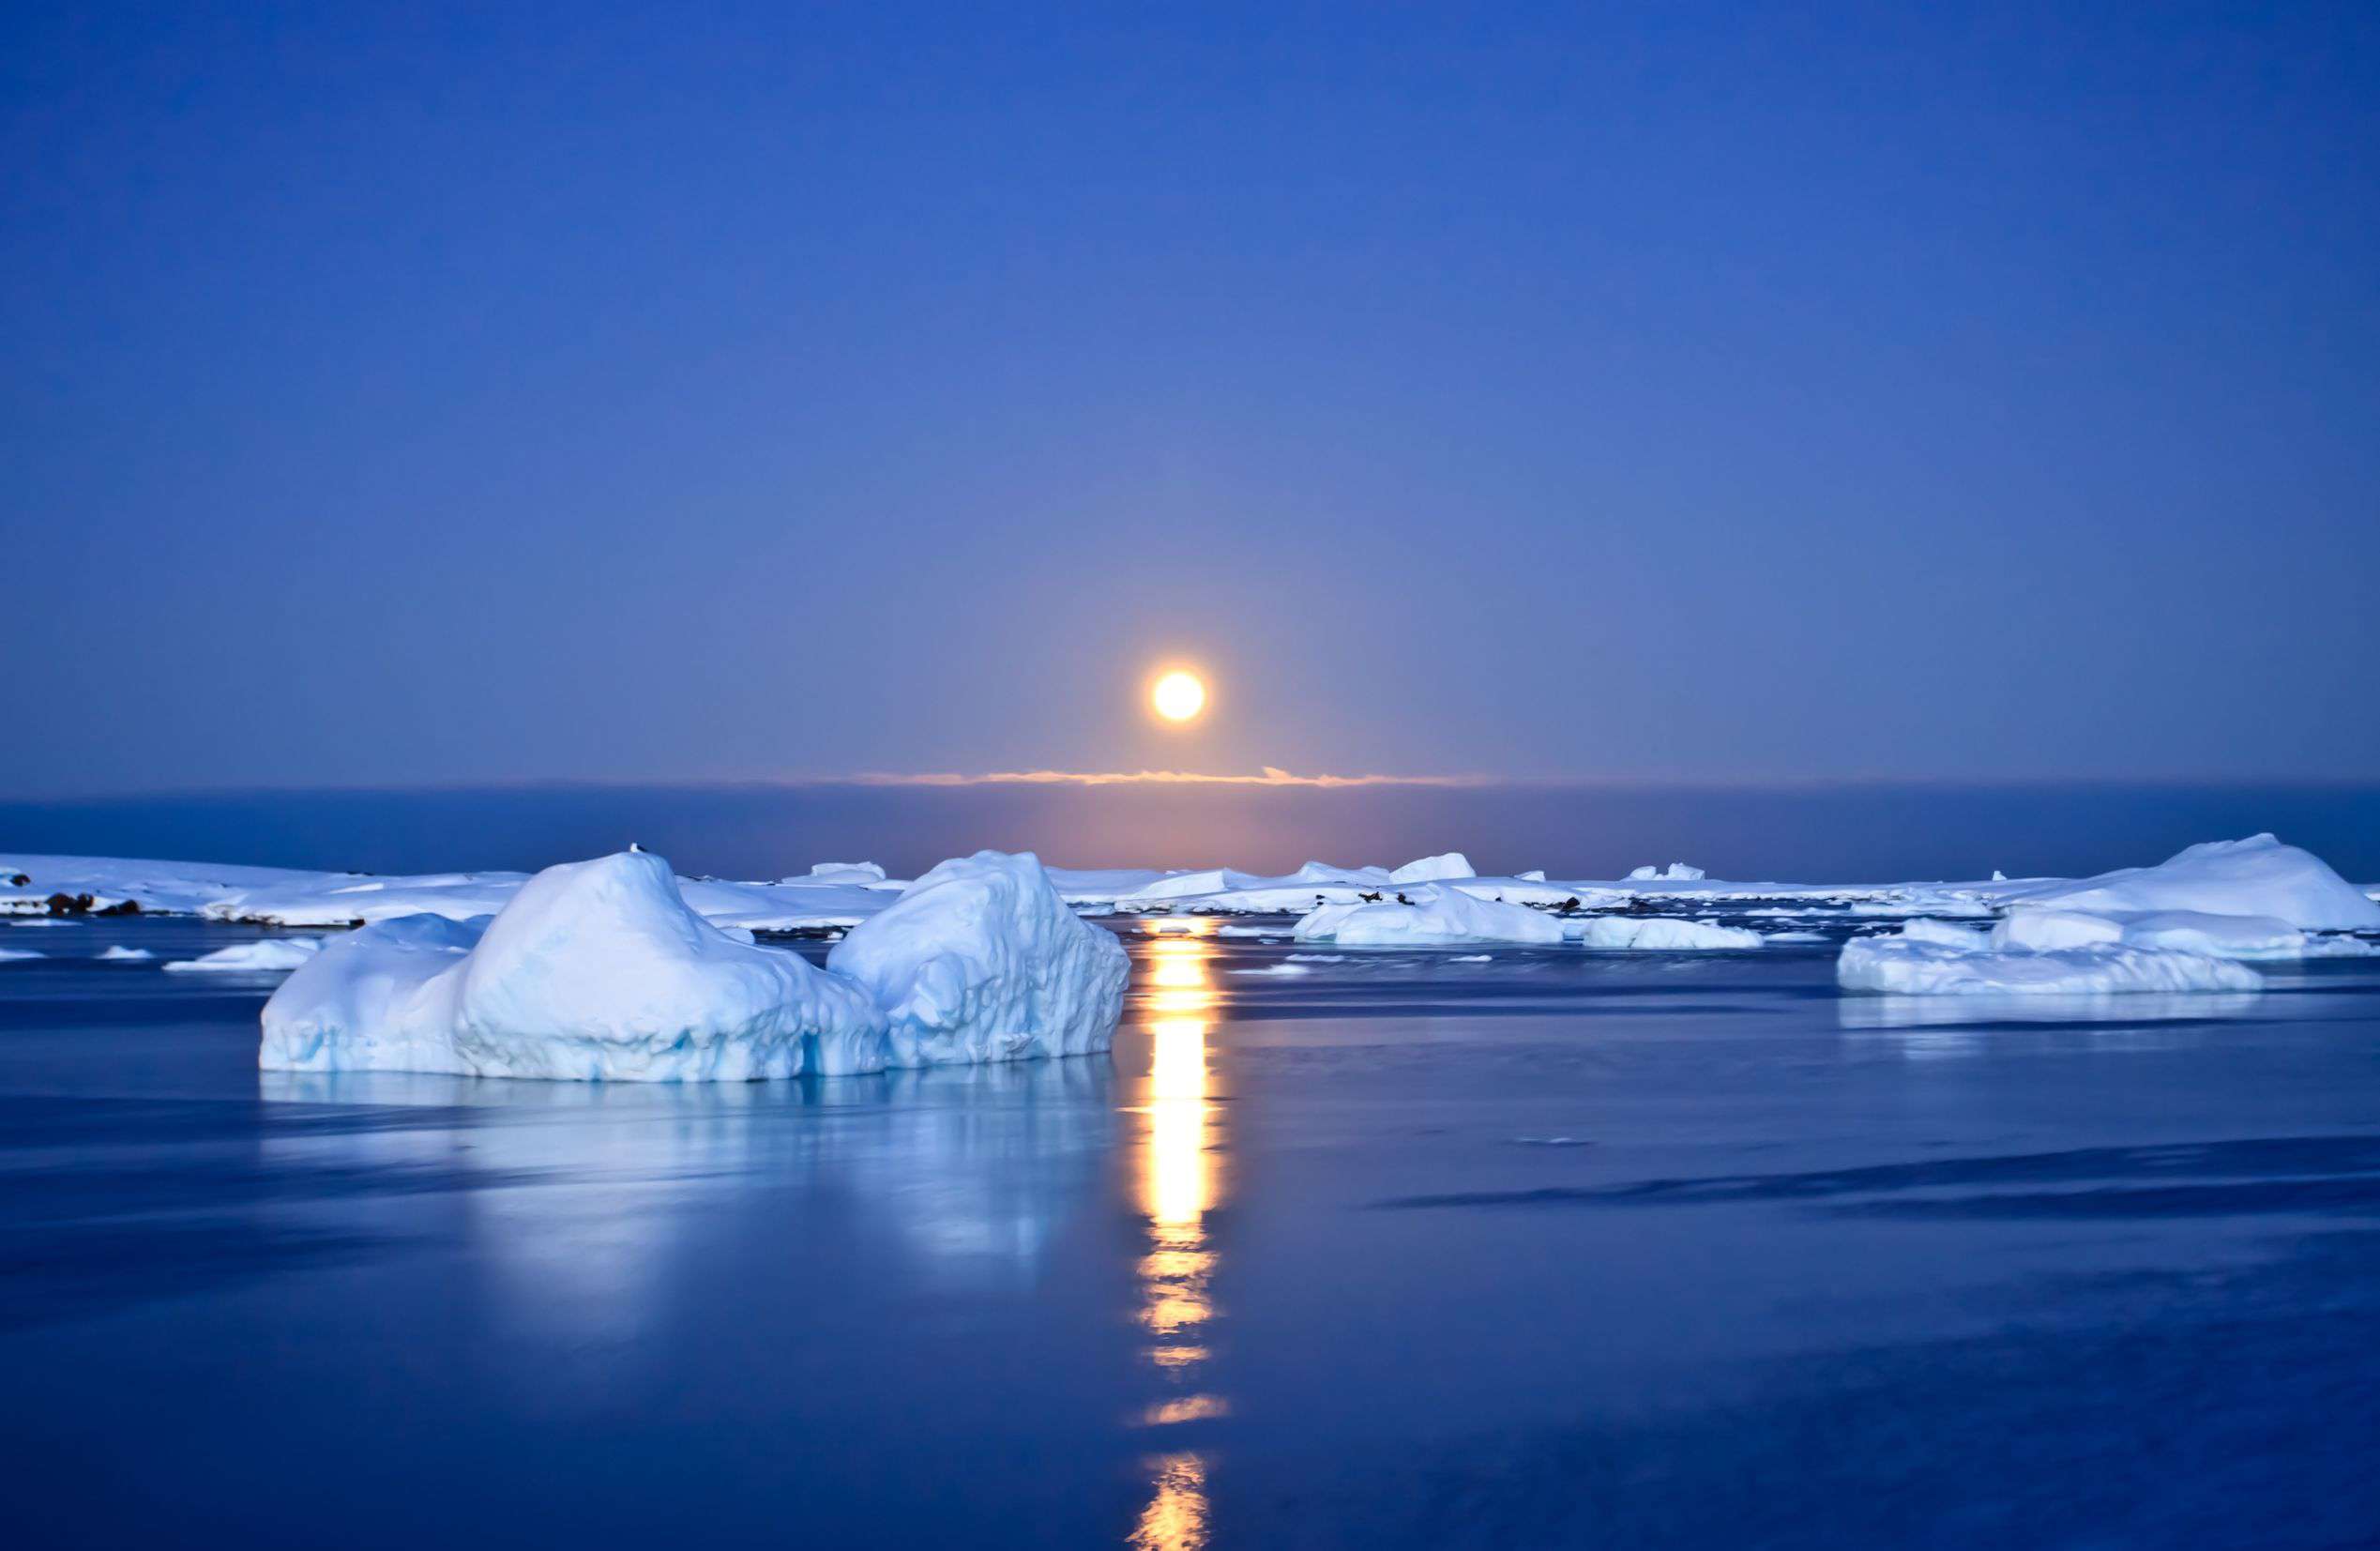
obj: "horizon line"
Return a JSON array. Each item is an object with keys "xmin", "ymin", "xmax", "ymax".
[{"xmin": 7, "ymin": 772, "xmax": 2380, "ymax": 804}]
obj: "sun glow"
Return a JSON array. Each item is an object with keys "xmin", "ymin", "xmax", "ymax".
[{"xmin": 1151, "ymin": 670, "xmax": 1206, "ymax": 723}]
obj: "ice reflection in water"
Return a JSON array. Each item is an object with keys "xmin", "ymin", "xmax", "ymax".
[
  {"xmin": 1132, "ymin": 928, "xmax": 1225, "ymax": 1551},
  {"xmin": 1840, "ymin": 991, "xmax": 2264, "ymax": 1036},
  {"xmin": 258, "ymin": 1061, "xmax": 1113, "ymax": 1362}
]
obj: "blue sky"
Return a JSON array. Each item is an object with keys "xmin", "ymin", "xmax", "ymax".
[{"xmin": 6, "ymin": 1, "xmax": 2375, "ymax": 796}]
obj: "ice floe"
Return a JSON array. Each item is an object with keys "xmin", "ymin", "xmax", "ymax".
[
  {"xmin": 1569, "ymin": 917, "xmax": 1763, "ymax": 950},
  {"xmin": 1838, "ymin": 919, "xmax": 2262, "ymax": 996},
  {"xmin": 98, "ymin": 946, "xmax": 156, "ymax": 962}
]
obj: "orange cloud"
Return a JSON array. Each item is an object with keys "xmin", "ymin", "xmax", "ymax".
[{"xmin": 848, "ymin": 768, "xmax": 1487, "ymax": 789}]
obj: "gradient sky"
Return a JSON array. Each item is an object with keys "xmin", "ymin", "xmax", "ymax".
[{"xmin": 7, "ymin": 1, "xmax": 2376, "ymax": 798}]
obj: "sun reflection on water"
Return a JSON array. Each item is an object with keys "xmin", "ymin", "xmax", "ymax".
[{"xmin": 1131, "ymin": 934, "xmax": 1225, "ymax": 1549}]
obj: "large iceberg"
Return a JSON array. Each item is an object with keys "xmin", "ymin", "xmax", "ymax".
[
  {"xmin": 826, "ymin": 850, "xmax": 1129, "ymax": 1067},
  {"xmin": 260, "ymin": 849, "xmax": 1127, "ymax": 1082},
  {"xmin": 262, "ymin": 853, "xmax": 887, "ymax": 1080},
  {"xmin": 1999, "ymin": 834, "xmax": 2380, "ymax": 931},
  {"xmin": 1294, "ymin": 886, "xmax": 1567, "ymax": 947}
]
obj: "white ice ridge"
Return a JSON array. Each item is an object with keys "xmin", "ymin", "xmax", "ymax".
[
  {"xmin": 260, "ymin": 849, "xmax": 1125, "ymax": 1082},
  {"xmin": 1627, "ymin": 863, "xmax": 1706, "ymax": 881}
]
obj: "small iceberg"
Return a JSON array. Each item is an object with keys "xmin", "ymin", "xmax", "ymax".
[
  {"xmin": 1295, "ymin": 886, "xmax": 1566, "ymax": 947},
  {"xmin": 167, "ymin": 938, "xmax": 325, "ymax": 975}
]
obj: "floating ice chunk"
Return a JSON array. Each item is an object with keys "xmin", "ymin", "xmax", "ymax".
[
  {"xmin": 1516, "ymin": 871, "xmax": 1546, "ymax": 883},
  {"xmin": 99, "ymin": 946, "xmax": 156, "ymax": 962},
  {"xmin": 1449, "ymin": 953, "xmax": 1493, "ymax": 963},
  {"xmin": 1284, "ymin": 953, "xmax": 1345, "ymax": 963},
  {"xmin": 1765, "ymin": 931, "xmax": 1828, "ymax": 944},
  {"xmin": 1388, "ymin": 852, "xmax": 1476, "ymax": 884},
  {"xmin": 1838, "ymin": 929, "xmax": 2261, "ymax": 996},
  {"xmin": 168, "ymin": 938, "xmax": 325, "ymax": 975},
  {"xmin": 1295, "ymin": 885, "xmax": 1564, "ymax": 946},
  {"xmin": 262, "ymin": 854, "xmax": 887, "ymax": 1080},
  {"xmin": 0, "ymin": 947, "xmax": 43, "ymax": 963},
  {"xmin": 827, "ymin": 851, "xmax": 1129, "ymax": 1067},
  {"xmin": 1232, "ymin": 963, "xmax": 1311, "ymax": 976},
  {"xmin": 1627, "ymin": 863, "xmax": 1707, "ymax": 881},
  {"xmin": 1569, "ymin": 917, "xmax": 1763, "ymax": 950},
  {"xmin": 2003, "ymin": 834, "xmax": 2380, "ymax": 930}
]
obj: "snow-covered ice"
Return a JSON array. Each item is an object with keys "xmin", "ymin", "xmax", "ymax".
[
  {"xmin": 826, "ymin": 851, "xmax": 1129, "ymax": 1068},
  {"xmin": 166, "ymin": 938, "xmax": 326, "ymax": 975},
  {"xmin": 0, "ymin": 947, "xmax": 44, "ymax": 963},
  {"xmin": 1628, "ymin": 863, "xmax": 1707, "ymax": 881},
  {"xmin": 98, "ymin": 946, "xmax": 156, "ymax": 962}
]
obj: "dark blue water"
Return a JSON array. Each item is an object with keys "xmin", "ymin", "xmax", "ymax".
[
  {"xmin": 8, "ymin": 915, "xmax": 2380, "ymax": 1547},
  {"xmin": 5, "ymin": 780, "xmax": 2379, "ymax": 882}
]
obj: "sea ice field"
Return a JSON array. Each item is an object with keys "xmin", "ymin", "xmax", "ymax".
[{"xmin": 7, "ymin": 843, "xmax": 2380, "ymax": 1547}]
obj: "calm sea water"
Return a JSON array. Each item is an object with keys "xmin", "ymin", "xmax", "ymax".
[{"xmin": 8, "ymin": 912, "xmax": 2380, "ymax": 1547}]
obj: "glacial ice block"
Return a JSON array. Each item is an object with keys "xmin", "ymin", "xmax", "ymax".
[
  {"xmin": 261, "ymin": 852, "xmax": 889, "ymax": 1080},
  {"xmin": 828, "ymin": 850, "xmax": 1129, "ymax": 1066}
]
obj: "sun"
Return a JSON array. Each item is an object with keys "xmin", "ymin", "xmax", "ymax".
[{"xmin": 1151, "ymin": 670, "xmax": 1206, "ymax": 724}]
